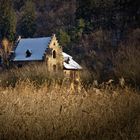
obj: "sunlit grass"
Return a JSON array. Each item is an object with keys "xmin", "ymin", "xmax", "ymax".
[{"xmin": 0, "ymin": 65, "xmax": 139, "ymax": 140}]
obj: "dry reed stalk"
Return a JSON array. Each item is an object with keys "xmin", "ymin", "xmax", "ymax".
[{"xmin": 0, "ymin": 80, "xmax": 139, "ymax": 140}]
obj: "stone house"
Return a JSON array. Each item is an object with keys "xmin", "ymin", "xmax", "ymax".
[{"xmin": 10, "ymin": 34, "xmax": 82, "ymax": 81}]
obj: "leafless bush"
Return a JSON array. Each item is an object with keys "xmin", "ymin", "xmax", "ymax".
[{"xmin": 114, "ymin": 29, "xmax": 140, "ymax": 87}]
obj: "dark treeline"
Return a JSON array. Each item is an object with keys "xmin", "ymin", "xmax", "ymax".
[{"xmin": 0, "ymin": 0, "xmax": 140, "ymax": 86}]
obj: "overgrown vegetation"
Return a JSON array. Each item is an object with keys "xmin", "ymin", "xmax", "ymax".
[
  {"xmin": 0, "ymin": 0, "xmax": 140, "ymax": 86},
  {"xmin": 0, "ymin": 62, "xmax": 139, "ymax": 140},
  {"xmin": 0, "ymin": 64, "xmax": 64, "ymax": 87},
  {"xmin": 0, "ymin": 1, "xmax": 140, "ymax": 139},
  {"xmin": 113, "ymin": 29, "xmax": 140, "ymax": 87},
  {"xmin": 0, "ymin": 79, "xmax": 140, "ymax": 140}
]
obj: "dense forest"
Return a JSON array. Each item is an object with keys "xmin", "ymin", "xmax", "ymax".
[{"xmin": 0, "ymin": 0, "xmax": 140, "ymax": 86}]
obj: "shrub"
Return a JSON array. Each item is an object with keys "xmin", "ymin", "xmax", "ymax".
[
  {"xmin": 58, "ymin": 29, "xmax": 71, "ymax": 47},
  {"xmin": 114, "ymin": 29, "xmax": 140, "ymax": 87}
]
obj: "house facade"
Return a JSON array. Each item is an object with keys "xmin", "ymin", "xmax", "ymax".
[{"xmin": 10, "ymin": 34, "xmax": 82, "ymax": 81}]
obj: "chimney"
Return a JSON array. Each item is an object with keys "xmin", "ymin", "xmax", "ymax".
[
  {"xmin": 52, "ymin": 34, "xmax": 56, "ymax": 39},
  {"xmin": 17, "ymin": 36, "xmax": 21, "ymax": 42}
]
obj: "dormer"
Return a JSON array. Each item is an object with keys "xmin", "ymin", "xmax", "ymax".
[{"xmin": 26, "ymin": 49, "xmax": 32, "ymax": 57}]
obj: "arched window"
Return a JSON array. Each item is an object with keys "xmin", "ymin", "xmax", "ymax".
[{"xmin": 52, "ymin": 50, "xmax": 56, "ymax": 58}]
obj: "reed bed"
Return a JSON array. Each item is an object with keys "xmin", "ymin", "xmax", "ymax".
[
  {"xmin": 0, "ymin": 80, "xmax": 140, "ymax": 140},
  {"xmin": 0, "ymin": 65, "xmax": 140, "ymax": 140}
]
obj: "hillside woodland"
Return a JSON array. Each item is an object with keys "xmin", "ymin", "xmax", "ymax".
[{"xmin": 0, "ymin": 1, "xmax": 140, "ymax": 140}]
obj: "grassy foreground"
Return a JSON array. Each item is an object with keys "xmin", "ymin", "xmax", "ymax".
[{"xmin": 0, "ymin": 79, "xmax": 140, "ymax": 140}]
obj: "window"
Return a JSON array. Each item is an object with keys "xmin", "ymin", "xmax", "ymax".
[
  {"xmin": 26, "ymin": 49, "xmax": 32, "ymax": 57},
  {"xmin": 65, "ymin": 57, "xmax": 70, "ymax": 64},
  {"xmin": 53, "ymin": 65, "xmax": 56, "ymax": 72},
  {"xmin": 17, "ymin": 64, "xmax": 23, "ymax": 68},
  {"xmin": 52, "ymin": 50, "xmax": 56, "ymax": 58}
]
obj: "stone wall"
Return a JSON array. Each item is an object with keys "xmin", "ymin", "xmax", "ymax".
[{"xmin": 46, "ymin": 35, "xmax": 63, "ymax": 72}]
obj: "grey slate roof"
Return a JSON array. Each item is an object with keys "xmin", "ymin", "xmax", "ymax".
[
  {"xmin": 13, "ymin": 37, "xmax": 51, "ymax": 61},
  {"xmin": 12, "ymin": 37, "xmax": 82, "ymax": 70}
]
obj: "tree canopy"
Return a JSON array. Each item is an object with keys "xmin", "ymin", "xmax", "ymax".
[{"xmin": 0, "ymin": 0, "xmax": 17, "ymax": 40}]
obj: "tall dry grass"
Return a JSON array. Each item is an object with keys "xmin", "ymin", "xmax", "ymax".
[
  {"xmin": 0, "ymin": 64, "xmax": 64, "ymax": 87},
  {"xmin": 0, "ymin": 65, "xmax": 140, "ymax": 139},
  {"xmin": 0, "ymin": 79, "xmax": 140, "ymax": 140},
  {"xmin": 114, "ymin": 29, "xmax": 140, "ymax": 87}
]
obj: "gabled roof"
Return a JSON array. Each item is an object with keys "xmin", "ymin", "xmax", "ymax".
[
  {"xmin": 12, "ymin": 36, "xmax": 82, "ymax": 70},
  {"xmin": 62, "ymin": 52, "xmax": 82, "ymax": 70},
  {"xmin": 13, "ymin": 37, "xmax": 51, "ymax": 61}
]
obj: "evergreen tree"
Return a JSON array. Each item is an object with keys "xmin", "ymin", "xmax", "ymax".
[
  {"xmin": 58, "ymin": 29, "xmax": 71, "ymax": 47},
  {"xmin": 0, "ymin": 0, "xmax": 17, "ymax": 41},
  {"xmin": 114, "ymin": 0, "xmax": 140, "ymax": 29},
  {"xmin": 76, "ymin": 0, "xmax": 115, "ymax": 31},
  {"xmin": 19, "ymin": 0, "xmax": 36, "ymax": 38},
  {"xmin": 13, "ymin": 0, "xmax": 26, "ymax": 11},
  {"xmin": 76, "ymin": 0, "xmax": 140, "ymax": 32},
  {"xmin": 77, "ymin": 18, "xmax": 85, "ymax": 37}
]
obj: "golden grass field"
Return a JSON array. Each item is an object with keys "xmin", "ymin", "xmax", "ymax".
[{"xmin": 0, "ymin": 66, "xmax": 140, "ymax": 140}]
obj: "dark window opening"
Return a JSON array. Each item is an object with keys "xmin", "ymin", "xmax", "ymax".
[
  {"xmin": 53, "ymin": 50, "xmax": 56, "ymax": 58},
  {"xmin": 26, "ymin": 49, "xmax": 32, "ymax": 57},
  {"xmin": 65, "ymin": 57, "xmax": 70, "ymax": 64},
  {"xmin": 53, "ymin": 65, "xmax": 56, "ymax": 71},
  {"xmin": 17, "ymin": 64, "xmax": 23, "ymax": 68}
]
